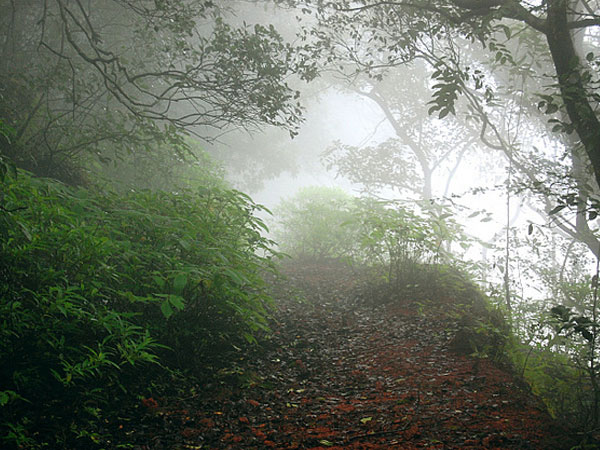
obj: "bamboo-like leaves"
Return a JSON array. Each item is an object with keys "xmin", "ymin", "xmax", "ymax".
[{"xmin": 0, "ymin": 170, "xmax": 279, "ymax": 446}]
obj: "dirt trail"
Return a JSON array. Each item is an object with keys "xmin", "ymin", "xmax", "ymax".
[{"xmin": 132, "ymin": 260, "xmax": 576, "ymax": 449}]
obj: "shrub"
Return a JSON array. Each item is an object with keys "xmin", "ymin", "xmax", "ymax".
[
  {"xmin": 0, "ymin": 170, "xmax": 277, "ymax": 447},
  {"xmin": 274, "ymin": 186, "xmax": 359, "ymax": 260},
  {"xmin": 349, "ymin": 198, "xmax": 470, "ymax": 286}
]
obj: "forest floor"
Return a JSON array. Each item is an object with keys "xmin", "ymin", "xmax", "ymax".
[{"xmin": 123, "ymin": 259, "xmax": 578, "ymax": 449}]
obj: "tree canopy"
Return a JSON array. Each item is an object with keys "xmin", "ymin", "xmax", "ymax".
[
  {"xmin": 4, "ymin": 0, "xmax": 600, "ymax": 446},
  {"xmin": 283, "ymin": 0, "xmax": 600, "ymax": 191},
  {"xmin": 0, "ymin": 0, "xmax": 314, "ymax": 183}
]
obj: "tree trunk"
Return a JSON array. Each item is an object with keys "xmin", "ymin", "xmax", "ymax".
[{"xmin": 546, "ymin": 0, "xmax": 600, "ymax": 190}]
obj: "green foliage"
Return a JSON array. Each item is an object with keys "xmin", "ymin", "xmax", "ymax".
[
  {"xmin": 274, "ymin": 188, "xmax": 469, "ymax": 274},
  {"xmin": 503, "ymin": 269, "xmax": 600, "ymax": 431},
  {"xmin": 496, "ymin": 230, "xmax": 600, "ymax": 432},
  {"xmin": 92, "ymin": 138, "xmax": 227, "ymax": 193},
  {"xmin": 350, "ymin": 198, "xmax": 469, "ymax": 286},
  {"xmin": 509, "ymin": 339, "xmax": 591, "ymax": 425},
  {"xmin": 0, "ymin": 170, "xmax": 277, "ymax": 447},
  {"xmin": 274, "ymin": 186, "xmax": 359, "ymax": 259},
  {"xmin": 0, "ymin": 0, "xmax": 307, "ymax": 184},
  {"xmin": 550, "ymin": 305, "xmax": 594, "ymax": 342}
]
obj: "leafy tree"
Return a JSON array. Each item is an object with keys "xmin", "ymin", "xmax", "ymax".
[
  {"xmin": 0, "ymin": 0, "xmax": 311, "ymax": 183},
  {"xmin": 322, "ymin": 61, "xmax": 479, "ymax": 200},
  {"xmin": 284, "ymin": 0, "xmax": 600, "ymax": 190}
]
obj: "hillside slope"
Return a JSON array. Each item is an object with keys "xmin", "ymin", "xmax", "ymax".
[{"xmin": 123, "ymin": 259, "xmax": 577, "ymax": 449}]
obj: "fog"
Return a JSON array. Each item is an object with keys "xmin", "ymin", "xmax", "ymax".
[
  {"xmin": 234, "ymin": 90, "xmax": 381, "ymax": 206},
  {"xmin": 196, "ymin": 1, "xmax": 600, "ymax": 333},
  {"xmin": 3, "ymin": 1, "xmax": 600, "ymax": 445},
  {"xmin": 3, "ymin": 0, "xmax": 597, "ymax": 319}
]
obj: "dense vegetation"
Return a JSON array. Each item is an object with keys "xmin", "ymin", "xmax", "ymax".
[
  {"xmin": 273, "ymin": 186, "xmax": 600, "ymax": 441},
  {"xmin": 0, "ymin": 166, "xmax": 280, "ymax": 447},
  {"xmin": 1, "ymin": 0, "xmax": 600, "ymax": 447}
]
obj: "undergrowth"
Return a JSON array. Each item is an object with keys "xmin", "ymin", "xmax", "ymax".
[{"xmin": 0, "ymin": 170, "xmax": 278, "ymax": 448}]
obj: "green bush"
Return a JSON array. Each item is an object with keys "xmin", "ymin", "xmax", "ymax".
[
  {"xmin": 274, "ymin": 189, "xmax": 470, "ymax": 289},
  {"xmin": 349, "ymin": 198, "xmax": 470, "ymax": 287},
  {"xmin": 274, "ymin": 186, "xmax": 359, "ymax": 260},
  {"xmin": 509, "ymin": 341, "xmax": 588, "ymax": 422},
  {"xmin": 0, "ymin": 170, "xmax": 277, "ymax": 447}
]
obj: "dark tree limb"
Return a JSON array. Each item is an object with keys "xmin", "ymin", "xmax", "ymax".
[{"xmin": 546, "ymin": 0, "xmax": 600, "ymax": 191}]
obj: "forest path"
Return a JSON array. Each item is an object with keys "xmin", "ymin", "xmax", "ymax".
[{"xmin": 133, "ymin": 260, "xmax": 574, "ymax": 449}]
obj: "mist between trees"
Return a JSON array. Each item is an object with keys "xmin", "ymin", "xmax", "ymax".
[{"xmin": 1, "ymin": 0, "xmax": 600, "ymax": 447}]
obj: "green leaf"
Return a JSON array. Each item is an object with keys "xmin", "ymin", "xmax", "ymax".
[
  {"xmin": 0, "ymin": 390, "xmax": 16, "ymax": 406},
  {"xmin": 242, "ymin": 332, "xmax": 257, "ymax": 344},
  {"xmin": 223, "ymin": 267, "xmax": 247, "ymax": 285},
  {"xmin": 169, "ymin": 294, "xmax": 185, "ymax": 311},
  {"xmin": 178, "ymin": 238, "xmax": 191, "ymax": 251},
  {"xmin": 161, "ymin": 301, "xmax": 174, "ymax": 319},
  {"xmin": 152, "ymin": 276, "xmax": 166, "ymax": 290},
  {"xmin": 428, "ymin": 105, "xmax": 440, "ymax": 115},
  {"xmin": 546, "ymin": 103, "xmax": 559, "ymax": 114},
  {"xmin": 360, "ymin": 416, "xmax": 373, "ymax": 424},
  {"xmin": 16, "ymin": 221, "xmax": 32, "ymax": 242},
  {"xmin": 173, "ymin": 273, "xmax": 188, "ymax": 294},
  {"xmin": 319, "ymin": 440, "xmax": 334, "ymax": 447}
]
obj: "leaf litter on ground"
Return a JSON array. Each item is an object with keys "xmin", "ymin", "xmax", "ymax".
[{"xmin": 122, "ymin": 259, "xmax": 578, "ymax": 449}]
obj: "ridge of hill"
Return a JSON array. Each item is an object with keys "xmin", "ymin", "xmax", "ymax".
[{"xmin": 120, "ymin": 259, "xmax": 577, "ymax": 449}]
